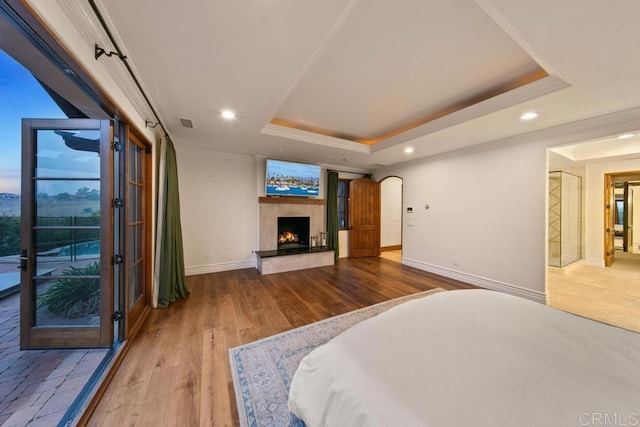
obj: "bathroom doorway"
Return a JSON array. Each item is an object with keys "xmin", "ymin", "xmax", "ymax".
[{"xmin": 604, "ymin": 171, "xmax": 640, "ymax": 267}]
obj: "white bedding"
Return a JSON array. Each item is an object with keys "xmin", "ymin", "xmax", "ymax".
[{"xmin": 288, "ymin": 290, "xmax": 640, "ymax": 426}]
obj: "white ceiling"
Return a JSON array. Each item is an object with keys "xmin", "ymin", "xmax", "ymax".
[
  {"xmin": 32, "ymin": 0, "xmax": 640, "ymax": 170},
  {"xmin": 551, "ymin": 133, "xmax": 640, "ymax": 165}
]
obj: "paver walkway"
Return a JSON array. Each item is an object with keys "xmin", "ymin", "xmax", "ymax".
[{"xmin": 0, "ymin": 292, "xmax": 107, "ymax": 426}]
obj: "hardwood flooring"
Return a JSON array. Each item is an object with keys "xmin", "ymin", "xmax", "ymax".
[{"xmin": 86, "ymin": 257, "xmax": 475, "ymax": 426}]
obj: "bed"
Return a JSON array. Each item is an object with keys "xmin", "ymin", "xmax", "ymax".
[{"xmin": 288, "ymin": 289, "xmax": 640, "ymax": 426}]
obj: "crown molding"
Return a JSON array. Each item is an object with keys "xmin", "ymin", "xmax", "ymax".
[
  {"xmin": 371, "ymin": 74, "xmax": 570, "ymax": 153},
  {"xmin": 376, "ymin": 105, "xmax": 640, "ymax": 172},
  {"xmin": 261, "ymin": 123, "xmax": 371, "ymax": 153},
  {"xmin": 474, "ymin": 0, "xmax": 566, "ymax": 81}
]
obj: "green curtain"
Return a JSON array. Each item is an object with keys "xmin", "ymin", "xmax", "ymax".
[
  {"xmin": 156, "ymin": 136, "xmax": 189, "ymax": 307},
  {"xmin": 326, "ymin": 171, "xmax": 339, "ymax": 262}
]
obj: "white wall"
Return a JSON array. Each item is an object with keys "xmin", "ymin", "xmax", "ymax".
[
  {"xmin": 584, "ymin": 159, "xmax": 640, "ymax": 265},
  {"xmin": 176, "ymin": 146, "xmax": 257, "ymax": 275},
  {"xmin": 633, "ymin": 186, "xmax": 640, "ymax": 254},
  {"xmin": 374, "ymin": 140, "xmax": 548, "ymax": 302},
  {"xmin": 338, "ymin": 230, "xmax": 349, "ymax": 258},
  {"xmin": 380, "ymin": 177, "xmax": 402, "ymax": 248}
]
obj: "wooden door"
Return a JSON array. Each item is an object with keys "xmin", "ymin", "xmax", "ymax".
[
  {"xmin": 604, "ymin": 174, "xmax": 615, "ymax": 267},
  {"xmin": 349, "ymin": 178, "xmax": 380, "ymax": 257},
  {"xmin": 123, "ymin": 131, "xmax": 150, "ymax": 336},
  {"xmin": 20, "ymin": 119, "xmax": 113, "ymax": 348}
]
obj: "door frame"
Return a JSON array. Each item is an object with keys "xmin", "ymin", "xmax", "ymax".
[
  {"xmin": 604, "ymin": 171, "xmax": 640, "ymax": 267},
  {"xmin": 378, "ymin": 176, "xmax": 403, "ymax": 255}
]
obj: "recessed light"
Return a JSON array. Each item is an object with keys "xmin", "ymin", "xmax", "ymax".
[
  {"xmin": 221, "ymin": 110, "xmax": 235, "ymax": 119},
  {"xmin": 404, "ymin": 147, "xmax": 414, "ymax": 154},
  {"xmin": 618, "ymin": 133, "xmax": 634, "ymax": 139},
  {"xmin": 520, "ymin": 112, "xmax": 538, "ymax": 120}
]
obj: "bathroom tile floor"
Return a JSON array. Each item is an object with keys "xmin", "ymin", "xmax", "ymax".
[{"xmin": 547, "ymin": 252, "xmax": 640, "ymax": 333}]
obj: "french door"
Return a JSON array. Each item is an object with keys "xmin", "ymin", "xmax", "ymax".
[
  {"xmin": 122, "ymin": 131, "xmax": 150, "ymax": 335},
  {"xmin": 20, "ymin": 119, "xmax": 113, "ymax": 349}
]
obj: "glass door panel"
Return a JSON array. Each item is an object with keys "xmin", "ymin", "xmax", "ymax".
[
  {"xmin": 21, "ymin": 119, "xmax": 112, "ymax": 348},
  {"xmin": 124, "ymin": 133, "xmax": 148, "ymax": 335}
]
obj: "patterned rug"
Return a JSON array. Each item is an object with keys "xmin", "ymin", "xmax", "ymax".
[{"xmin": 229, "ymin": 288, "xmax": 445, "ymax": 427}]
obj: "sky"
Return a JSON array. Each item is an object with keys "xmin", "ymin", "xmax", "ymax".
[{"xmin": 0, "ymin": 49, "xmax": 66, "ymax": 194}]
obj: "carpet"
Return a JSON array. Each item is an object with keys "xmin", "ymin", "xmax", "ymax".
[{"xmin": 229, "ymin": 288, "xmax": 445, "ymax": 427}]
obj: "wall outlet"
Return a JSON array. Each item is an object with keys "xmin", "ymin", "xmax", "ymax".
[{"xmin": 453, "ymin": 258, "xmax": 459, "ymax": 267}]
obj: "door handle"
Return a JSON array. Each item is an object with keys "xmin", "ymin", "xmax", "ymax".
[{"xmin": 18, "ymin": 249, "xmax": 28, "ymax": 271}]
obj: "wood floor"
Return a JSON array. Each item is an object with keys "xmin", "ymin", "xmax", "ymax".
[{"xmin": 87, "ymin": 257, "xmax": 475, "ymax": 426}]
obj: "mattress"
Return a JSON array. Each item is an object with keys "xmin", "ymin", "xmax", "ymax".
[{"xmin": 288, "ymin": 289, "xmax": 640, "ymax": 426}]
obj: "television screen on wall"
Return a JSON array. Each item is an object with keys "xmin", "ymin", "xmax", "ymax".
[{"xmin": 265, "ymin": 159, "xmax": 320, "ymax": 197}]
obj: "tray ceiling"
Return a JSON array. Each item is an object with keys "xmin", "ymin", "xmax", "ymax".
[
  {"xmin": 271, "ymin": 0, "xmax": 548, "ymax": 145},
  {"xmin": 25, "ymin": 0, "xmax": 640, "ymax": 169}
]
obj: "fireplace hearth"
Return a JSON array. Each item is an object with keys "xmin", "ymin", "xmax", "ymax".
[{"xmin": 278, "ymin": 216, "xmax": 310, "ymax": 249}]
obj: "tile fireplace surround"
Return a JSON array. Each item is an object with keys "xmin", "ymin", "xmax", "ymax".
[
  {"xmin": 258, "ymin": 197, "xmax": 325, "ymax": 251},
  {"xmin": 257, "ymin": 197, "xmax": 334, "ymax": 274}
]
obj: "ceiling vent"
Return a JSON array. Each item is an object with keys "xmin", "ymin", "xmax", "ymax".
[{"xmin": 179, "ymin": 118, "xmax": 193, "ymax": 128}]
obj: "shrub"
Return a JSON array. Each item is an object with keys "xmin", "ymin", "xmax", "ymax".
[
  {"xmin": 39, "ymin": 261, "xmax": 100, "ymax": 318},
  {"xmin": 0, "ymin": 214, "xmax": 20, "ymax": 257}
]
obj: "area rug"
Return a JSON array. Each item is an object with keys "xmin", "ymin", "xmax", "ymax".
[{"xmin": 229, "ymin": 288, "xmax": 445, "ymax": 427}]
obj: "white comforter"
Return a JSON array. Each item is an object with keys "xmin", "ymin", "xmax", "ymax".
[{"xmin": 288, "ymin": 289, "xmax": 640, "ymax": 426}]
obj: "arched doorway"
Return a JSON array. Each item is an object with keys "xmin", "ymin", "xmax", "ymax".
[{"xmin": 379, "ymin": 176, "xmax": 403, "ymax": 262}]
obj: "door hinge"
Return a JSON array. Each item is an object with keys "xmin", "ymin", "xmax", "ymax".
[
  {"xmin": 113, "ymin": 311, "xmax": 124, "ymax": 321},
  {"xmin": 112, "ymin": 136, "xmax": 123, "ymax": 152},
  {"xmin": 18, "ymin": 249, "xmax": 28, "ymax": 271},
  {"xmin": 145, "ymin": 146, "xmax": 152, "ymax": 154},
  {"xmin": 112, "ymin": 198, "xmax": 124, "ymax": 208},
  {"xmin": 112, "ymin": 254, "xmax": 123, "ymax": 265}
]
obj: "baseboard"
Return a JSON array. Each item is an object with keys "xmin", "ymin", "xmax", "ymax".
[
  {"xmin": 185, "ymin": 259, "xmax": 257, "ymax": 276},
  {"xmin": 402, "ymin": 257, "xmax": 546, "ymax": 304}
]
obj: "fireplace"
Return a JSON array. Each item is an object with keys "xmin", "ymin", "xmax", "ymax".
[{"xmin": 278, "ymin": 216, "xmax": 310, "ymax": 249}]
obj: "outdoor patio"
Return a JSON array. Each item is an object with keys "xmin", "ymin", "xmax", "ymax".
[{"xmin": 0, "ymin": 257, "xmax": 107, "ymax": 426}]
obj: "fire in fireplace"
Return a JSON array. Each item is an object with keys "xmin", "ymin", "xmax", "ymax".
[{"xmin": 277, "ymin": 216, "xmax": 310, "ymax": 249}]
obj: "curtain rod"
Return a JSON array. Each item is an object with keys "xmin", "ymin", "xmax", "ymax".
[{"xmin": 88, "ymin": 0, "xmax": 168, "ymax": 138}]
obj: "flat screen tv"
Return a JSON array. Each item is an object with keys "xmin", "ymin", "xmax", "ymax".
[{"xmin": 265, "ymin": 159, "xmax": 321, "ymax": 197}]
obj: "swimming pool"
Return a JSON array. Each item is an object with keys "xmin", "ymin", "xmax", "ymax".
[{"xmin": 55, "ymin": 240, "xmax": 100, "ymax": 256}]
